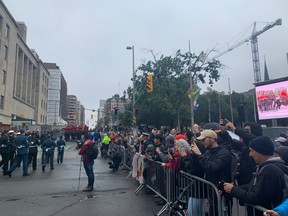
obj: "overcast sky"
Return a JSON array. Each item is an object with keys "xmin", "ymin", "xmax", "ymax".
[{"xmin": 3, "ymin": 0, "xmax": 288, "ymax": 121}]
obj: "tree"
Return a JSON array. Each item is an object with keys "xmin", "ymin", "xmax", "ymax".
[{"xmin": 122, "ymin": 50, "xmax": 222, "ymax": 129}]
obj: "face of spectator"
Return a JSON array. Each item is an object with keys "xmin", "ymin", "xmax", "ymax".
[
  {"xmin": 249, "ymin": 148, "xmax": 262, "ymax": 164},
  {"xmin": 244, "ymin": 125, "xmax": 251, "ymax": 133},
  {"xmin": 154, "ymin": 138, "xmax": 160, "ymax": 144},
  {"xmin": 275, "ymin": 141, "xmax": 284, "ymax": 147},
  {"xmin": 201, "ymin": 137, "xmax": 214, "ymax": 149}
]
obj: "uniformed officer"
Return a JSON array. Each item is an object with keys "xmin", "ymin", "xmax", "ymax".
[
  {"xmin": 6, "ymin": 129, "xmax": 30, "ymax": 177},
  {"xmin": 0, "ymin": 131, "xmax": 10, "ymax": 175},
  {"xmin": 56, "ymin": 136, "xmax": 66, "ymax": 164},
  {"xmin": 41, "ymin": 135, "xmax": 56, "ymax": 172},
  {"xmin": 28, "ymin": 131, "xmax": 39, "ymax": 171}
]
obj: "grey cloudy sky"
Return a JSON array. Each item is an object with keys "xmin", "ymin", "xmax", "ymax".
[{"xmin": 4, "ymin": 0, "xmax": 288, "ymax": 119}]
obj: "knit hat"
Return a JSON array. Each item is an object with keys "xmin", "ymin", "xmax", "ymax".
[{"xmin": 249, "ymin": 136, "xmax": 274, "ymax": 156}]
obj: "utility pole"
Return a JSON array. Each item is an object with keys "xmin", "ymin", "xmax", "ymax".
[{"xmin": 126, "ymin": 46, "xmax": 136, "ymax": 127}]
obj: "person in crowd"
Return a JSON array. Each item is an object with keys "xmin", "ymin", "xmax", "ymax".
[
  {"xmin": 274, "ymin": 146, "xmax": 288, "ymax": 165},
  {"xmin": 41, "ymin": 135, "xmax": 56, "ymax": 172},
  {"xmin": 56, "ymin": 136, "xmax": 66, "ymax": 164},
  {"xmin": 6, "ymin": 129, "xmax": 30, "ymax": 177},
  {"xmin": 274, "ymin": 137, "xmax": 288, "ymax": 147},
  {"xmin": 223, "ymin": 136, "xmax": 288, "ymax": 216},
  {"xmin": 226, "ymin": 120, "xmax": 259, "ymax": 186},
  {"xmin": 165, "ymin": 128, "xmax": 177, "ymax": 149},
  {"xmin": 108, "ymin": 147, "xmax": 122, "ymax": 172},
  {"xmin": 135, "ymin": 132, "xmax": 151, "ymax": 155},
  {"xmin": 79, "ymin": 133, "xmax": 95, "ymax": 192},
  {"xmin": 0, "ymin": 130, "xmax": 10, "ymax": 175},
  {"xmin": 154, "ymin": 134, "xmax": 167, "ymax": 162},
  {"xmin": 101, "ymin": 133, "xmax": 111, "ymax": 158},
  {"xmin": 191, "ymin": 129, "xmax": 232, "ymax": 216},
  {"xmin": 8, "ymin": 130, "xmax": 16, "ymax": 167},
  {"xmin": 28, "ymin": 131, "xmax": 39, "ymax": 171},
  {"xmin": 263, "ymin": 199, "xmax": 288, "ymax": 216}
]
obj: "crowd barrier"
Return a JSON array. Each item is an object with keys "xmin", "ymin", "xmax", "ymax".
[{"xmin": 118, "ymin": 148, "xmax": 268, "ymax": 216}]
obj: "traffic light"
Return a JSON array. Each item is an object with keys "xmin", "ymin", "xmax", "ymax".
[
  {"xmin": 91, "ymin": 114, "xmax": 94, "ymax": 119},
  {"xmin": 114, "ymin": 106, "xmax": 118, "ymax": 115},
  {"xmin": 146, "ymin": 75, "xmax": 153, "ymax": 92},
  {"xmin": 135, "ymin": 107, "xmax": 138, "ymax": 115}
]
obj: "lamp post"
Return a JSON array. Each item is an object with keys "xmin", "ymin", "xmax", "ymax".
[{"xmin": 126, "ymin": 45, "xmax": 136, "ymax": 126}]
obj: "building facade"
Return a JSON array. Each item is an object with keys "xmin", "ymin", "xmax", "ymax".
[{"xmin": 0, "ymin": 2, "xmax": 50, "ymax": 129}]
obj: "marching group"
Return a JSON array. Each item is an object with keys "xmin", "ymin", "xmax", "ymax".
[{"xmin": 0, "ymin": 129, "xmax": 66, "ymax": 177}]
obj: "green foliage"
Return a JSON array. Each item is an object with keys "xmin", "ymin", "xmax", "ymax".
[{"xmin": 119, "ymin": 49, "xmax": 222, "ymax": 128}]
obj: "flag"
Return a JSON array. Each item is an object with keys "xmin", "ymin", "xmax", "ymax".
[
  {"xmin": 193, "ymin": 89, "xmax": 200, "ymax": 113},
  {"xmin": 188, "ymin": 89, "xmax": 200, "ymax": 112}
]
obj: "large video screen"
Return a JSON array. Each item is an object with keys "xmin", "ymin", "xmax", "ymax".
[{"xmin": 256, "ymin": 80, "xmax": 288, "ymax": 120}]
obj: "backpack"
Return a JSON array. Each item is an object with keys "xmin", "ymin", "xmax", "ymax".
[
  {"xmin": 87, "ymin": 143, "xmax": 99, "ymax": 160},
  {"xmin": 271, "ymin": 164, "xmax": 288, "ymax": 202}
]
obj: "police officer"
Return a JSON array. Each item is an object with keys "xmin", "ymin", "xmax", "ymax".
[
  {"xmin": 8, "ymin": 130, "xmax": 16, "ymax": 167},
  {"xmin": 28, "ymin": 131, "xmax": 39, "ymax": 171},
  {"xmin": 41, "ymin": 135, "xmax": 56, "ymax": 172},
  {"xmin": 0, "ymin": 130, "xmax": 10, "ymax": 175},
  {"xmin": 56, "ymin": 136, "xmax": 66, "ymax": 164},
  {"xmin": 6, "ymin": 129, "xmax": 30, "ymax": 177}
]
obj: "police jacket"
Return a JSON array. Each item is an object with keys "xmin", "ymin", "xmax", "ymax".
[
  {"xmin": 197, "ymin": 146, "xmax": 232, "ymax": 186},
  {"xmin": 0, "ymin": 134, "xmax": 9, "ymax": 154},
  {"xmin": 14, "ymin": 134, "xmax": 29, "ymax": 155},
  {"xmin": 231, "ymin": 158, "xmax": 287, "ymax": 210},
  {"xmin": 42, "ymin": 139, "xmax": 55, "ymax": 154},
  {"xmin": 56, "ymin": 139, "xmax": 66, "ymax": 151}
]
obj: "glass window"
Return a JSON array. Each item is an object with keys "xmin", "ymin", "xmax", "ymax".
[
  {"xmin": 1, "ymin": 70, "xmax": 6, "ymax": 84},
  {"xmin": 5, "ymin": 24, "xmax": 10, "ymax": 38},
  {"xmin": 3, "ymin": 46, "xmax": 8, "ymax": 59},
  {"xmin": 0, "ymin": 95, "xmax": 4, "ymax": 109}
]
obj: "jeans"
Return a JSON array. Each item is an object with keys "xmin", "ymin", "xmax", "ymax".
[
  {"xmin": 9, "ymin": 153, "xmax": 28, "ymax": 175},
  {"xmin": 83, "ymin": 161, "xmax": 94, "ymax": 187},
  {"xmin": 57, "ymin": 147, "xmax": 64, "ymax": 163},
  {"xmin": 44, "ymin": 152, "xmax": 54, "ymax": 169}
]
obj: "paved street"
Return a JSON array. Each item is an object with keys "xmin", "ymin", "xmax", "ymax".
[{"xmin": 0, "ymin": 142, "xmax": 162, "ymax": 216}]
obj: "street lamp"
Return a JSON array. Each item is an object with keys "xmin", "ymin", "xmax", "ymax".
[{"xmin": 126, "ymin": 46, "xmax": 136, "ymax": 126}]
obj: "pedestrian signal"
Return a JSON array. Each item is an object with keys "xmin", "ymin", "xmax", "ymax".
[{"xmin": 146, "ymin": 75, "xmax": 153, "ymax": 92}]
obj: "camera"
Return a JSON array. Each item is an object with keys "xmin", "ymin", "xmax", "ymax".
[
  {"xmin": 217, "ymin": 180, "xmax": 225, "ymax": 191},
  {"xmin": 220, "ymin": 118, "xmax": 227, "ymax": 126}
]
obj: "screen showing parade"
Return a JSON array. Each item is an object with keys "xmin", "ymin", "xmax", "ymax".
[{"xmin": 256, "ymin": 79, "xmax": 288, "ymax": 120}]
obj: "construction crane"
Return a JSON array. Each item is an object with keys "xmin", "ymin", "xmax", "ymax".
[{"xmin": 213, "ymin": 18, "xmax": 282, "ymax": 83}]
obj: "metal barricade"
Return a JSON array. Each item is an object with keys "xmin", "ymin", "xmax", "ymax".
[{"xmin": 125, "ymin": 150, "xmax": 268, "ymax": 216}]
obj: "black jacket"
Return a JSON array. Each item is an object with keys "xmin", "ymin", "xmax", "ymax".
[
  {"xmin": 197, "ymin": 146, "xmax": 232, "ymax": 186},
  {"xmin": 231, "ymin": 158, "xmax": 287, "ymax": 210}
]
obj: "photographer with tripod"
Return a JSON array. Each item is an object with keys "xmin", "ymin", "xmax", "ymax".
[{"xmin": 79, "ymin": 134, "xmax": 95, "ymax": 192}]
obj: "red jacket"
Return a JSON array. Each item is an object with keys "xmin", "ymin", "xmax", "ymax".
[{"xmin": 79, "ymin": 139, "xmax": 94, "ymax": 163}]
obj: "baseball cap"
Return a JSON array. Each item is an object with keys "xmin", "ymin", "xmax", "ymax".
[
  {"xmin": 196, "ymin": 130, "xmax": 217, "ymax": 140},
  {"xmin": 275, "ymin": 137, "xmax": 287, "ymax": 143}
]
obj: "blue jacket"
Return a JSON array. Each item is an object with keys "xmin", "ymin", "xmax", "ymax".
[
  {"xmin": 14, "ymin": 134, "xmax": 29, "ymax": 155},
  {"xmin": 274, "ymin": 199, "xmax": 288, "ymax": 216}
]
